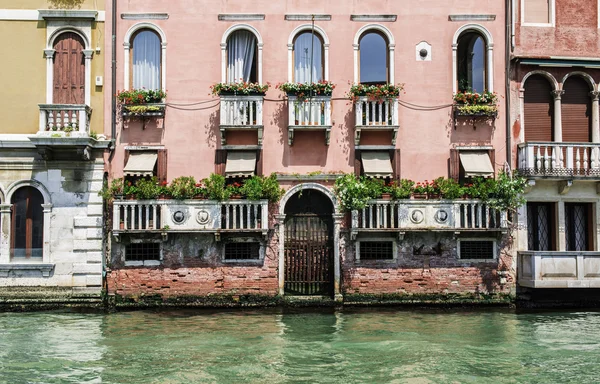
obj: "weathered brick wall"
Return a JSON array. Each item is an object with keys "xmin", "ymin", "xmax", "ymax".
[{"xmin": 515, "ymin": 0, "xmax": 600, "ymax": 57}]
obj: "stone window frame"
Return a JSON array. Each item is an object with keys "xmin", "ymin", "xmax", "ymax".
[
  {"xmin": 457, "ymin": 238, "xmax": 497, "ymax": 262},
  {"xmin": 355, "ymin": 237, "xmax": 397, "ymax": 263},
  {"xmin": 123, "ymin": 22, "xmax": 167, "ymax": 91},
  {"xmin": 352, "ymin": 24, "xmax": 395, "ymax": 84},
  {"xmin": 220, "ymin": 24, "xmax": 264, "ymax": 84},
  {"xmin": 123, "ymin": 238, "xmax": 163, "ymax": 267},
  {"xmin": 520, "ymin": 0, "xmax": 555, "ymax": 28},
  {"xmin": 221, "ymin": 237, "xmax": 265, "ymax": 263},
  {"xmin": 287, "ymin": 24, "xmax": 330, "ymax": 82},
  {"xmin": 452, "ymin": 24, "xmax": 494, "ymax": 94}
]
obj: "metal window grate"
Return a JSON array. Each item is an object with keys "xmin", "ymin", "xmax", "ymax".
[
  {"xmin": 459, "ymin": 240, "xmax": 494, "ymax": 260},
  {"xmin": 359, "ymin": 241, "xmax": 394, "ymax": 260},
  {"xmin": 125, "ymin": 243, "xmax": 160, "ymax": 261},
  {"xmin": 224, "ymin": 242, "xmax": 260, "ymax": 260}
]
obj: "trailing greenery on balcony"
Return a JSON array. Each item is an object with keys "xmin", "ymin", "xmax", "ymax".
[
  {"xmin": 211, "ymin": 82, "xmax": 270, "ymax": 96},
  {"xmin": 453, "ymin": 90, "xmax": 498, "ymax": 116},
  {"xmin": 277, "ymin": 81, "xmax": 336, "ymax": 100}
]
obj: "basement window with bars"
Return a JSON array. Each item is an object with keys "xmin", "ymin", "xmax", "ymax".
[
  {"xmin": 125, "ymin": 242, "xmax": 161, "ymax": 266},
  {"xmin": 223, "ymin": 242, "xmax": 261, "ymax": 261},
  {"xmin": 458, "ymin": 239, "xmax": 496, "ymax": 260},
  {"xmin": 357, "ymin": 240, "xmax": 395, "ymax": 261}
]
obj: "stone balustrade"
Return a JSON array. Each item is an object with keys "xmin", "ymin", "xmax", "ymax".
[
  {"xmin": 518, "ymin": 142, "xmax": 600, "ymax": 177},
  {"xmin": 518, "ymin": 251, "xmax": 600, "ymax": 288},
  {"xmin": 219, "ymin": 95, "xmax": 264, "ymax": 127},
  {"xmin": 39, "ymin": 104, "xmax": 91, "ymax": 136}
]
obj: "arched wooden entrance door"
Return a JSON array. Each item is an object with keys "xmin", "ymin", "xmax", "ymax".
[
  {"xmin": 284, "ymin": 189, "xmax": 334, "ymax": 296},
  {"xmin": 53, "ymin": 32, "xmax": 85, "ymax": 104}
]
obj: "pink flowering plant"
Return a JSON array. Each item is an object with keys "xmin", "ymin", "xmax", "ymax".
[
  {"xmin": 116, "ymin": 89, "xmax": 166, "ymax": 105},
  {"xmin": 211, "ymin": 81, "xmax": 270, "ymax": 96},
  {"xmin": 278, "ymin": 81, "xmax": 336, "ymax": 100},
  {"xmin": 453, "ymin": 91, "xmax": 498, "ymax": 115},
  {"xmin": 347, "ymin": 83, "xmax": 404, "ymax": 103}
]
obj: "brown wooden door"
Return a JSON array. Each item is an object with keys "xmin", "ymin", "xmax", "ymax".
[
  {"xmin": 53, "ymin": 32, "xmax": 85, "ymax": 104},
  {"xmin": 284, "ymin": 214, "xmax": 333, "ymax": 296},
  {"xmin": 11, "ymin": 187, "xmax": 44, "ymax": 259},
  {"xmin": 524, "ymin": 75, "xmax": 553, "ymax": 142}
]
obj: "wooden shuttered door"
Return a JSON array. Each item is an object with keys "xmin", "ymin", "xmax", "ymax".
[
  {"xmin": 256, "ymin": 149, "xmax": 263, "ymax": 176},
  {"xmin": 156, "ymin": 149, "xmax": 168, "ymax": 183},
  {"xmin": 449, "ymin": 149, "xmax": 460, "ymax": 181},
  {"xmin": 391, "ymin": 149, "xmax": 401, "ymax": 181},
  {"xmin": 562, "ymin": 76, "xmax": 591, "ymax": 143},
  {"xmin": 524, "ymin": 75, "xmax": 553, "ymax": 142},
  {"xmin": 53, "ymin": 32, "xmax": 85, "ymax": 104},
  {"xmin": 215, "ymin": 149, "xmax": 227, "ymax": 175}
]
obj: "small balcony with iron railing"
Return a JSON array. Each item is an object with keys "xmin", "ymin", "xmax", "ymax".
[
  {"xmin": 112, "ymin": 199, "xmax": 269, "ymax": 241},
  {"xmin": 354, "ymin": 97, "xmax": 399, "ymax": 146},
  {"xmin": 219, "ymin": 95, "xmax": 264, "ymax": 146},
  {"xmin": 287, "ymin": 95, "xmax": 332, "ymax": 145},
  {"xmin": 518, "ymin": 251, "xmax": 600, "ymax": 288},
  {"xmin": 517, "ymin": 142, "xmax": 600, "ymax": 178},
  {"xmin": 350, "ymin": 199, "xmax": 507, "ymax": 240}
]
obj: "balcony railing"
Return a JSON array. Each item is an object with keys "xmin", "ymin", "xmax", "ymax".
[
  {"xmin": 518, "ymin": 142, "xmax": 600, "ymax": 177},
  {"xmin": 518, "ymin": 251, "xmax": 600, "ymax": 288},
  {"xmin": 38, "ymin": 104, "xmax": 91, "ymax": 136},
  {"xmin": 354, "ymin": 97, "xmax": 399, "ymax": 145},
  {"xmin": 113, "ymin": 199, "xmax": 269, "ymax": 234},
  {"xmin": 351, "ymin": 200, "xmax": 507, "ymax": 236},
  {"xmin": 219, "ymin": 95, "xmax": 264, "ymax": 127},
  {"xmin": 287, "ymin": 95, "xmax": 332, "ymax": 145}
]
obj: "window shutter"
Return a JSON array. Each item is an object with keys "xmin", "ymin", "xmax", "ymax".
[
  {"xmin": 215, "ymin": 149, "xmax": 227, "ymax": 175},
  {"xmin": 449, "ymin": 149, "xmax": 460, "ymax": 181},
  {"xmin": 391, "ymin": 149, "xmax": 401, "ymax": 181},
  {"xmin": 524, "ymin": 75, "xmax": 553, "ymax": 142},
  {"xmin": 256, "ymin": 149, "xmax": 263, "ymax": 176},
  {"xmin": 123, "ymin": 150, "xmax": 130, "ymax": 168},
  {"xmin": 157, "ymin": 149, "xmax": 168, "ymax": 183},
  {"xmin": 487, "ymin": 148, "xmax": 496, "ymax": 174},
  {"xmin": 354, "ymin": 150, "xmax": 362, "ymax": 177}
]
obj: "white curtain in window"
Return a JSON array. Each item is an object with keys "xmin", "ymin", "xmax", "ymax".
[
  {"xmin": 227, "ymin": 31, "xmax": 256, "ymax": 83},
  {"xmin": 294, "ymin": 32, "xmax": 323, "ymax": 83},
  {"xmin": 132, "ymin": 30, "xmax": 161, "ymax": 90}
]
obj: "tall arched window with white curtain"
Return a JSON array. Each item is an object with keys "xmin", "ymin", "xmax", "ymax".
[
  {"xmin": 131, "ymin": 29, "xmax": 161, "ymax": 90},
  {"xmin": 359, "ymin": 31, "xmax": 388, "ymax": 85},
  {"xmin": 227, "ymin": 30, "xmax": 258, "ymax": 83},
  {"xmin": 456, "ymin": 31, "xmax": 487, "ymax": 93},
  {"xmin": 293, "ymin": 32, "xmax": 323, "ymax": 83}
]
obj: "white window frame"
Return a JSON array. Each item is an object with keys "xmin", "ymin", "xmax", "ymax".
[
  {"xmin": 452, "ymin": 24, "xmax": 494, "ymax": 94},
  {"xmin": 287, "ymin": 24, "xmax": 330, "ymax": 82},
  {"xmin": 352, "ymin": 24, "xmax": 395, "ymax": 84},
  {"xmin": 355, "ymin": 237, "xmax": 397, "ymax": 263},
  {"xmin": 123, "ymin": 239, "xmax": 163, "ymax": 267},
  {"xmin": 457, "ymin": 238, "xmax": 497, "ymax": 261},
  {"xmin": 222, "ymin": 238, "xmax": 264, "ymax": 263},
  {"xmin": 521, "ymin": 0, "xmax": 556, "ymax": 27},
  {"xmin": 220, "ymin": 24, "xmax": 264, "ymax": 84},
  {"xmin": 123, "ymin": 23, "xmax": 167, "ymax": 91}
]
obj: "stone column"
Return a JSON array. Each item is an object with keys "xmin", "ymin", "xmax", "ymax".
[
  {"xmin": 123, "ymin": 43, "xmax": 131, "ymax": 89},
  {"xmin": 552, "ymin": 90, "xmax": 564, "ymax": 142},
  {"xmin": 44, "ymin": 49, "xmax": 55, "ymax": 104},
  {"xmin": 332, "ymin": 213, "xmax": 345, "ymax": 302},
  {"xmin": 486, "ymin": 43, "xmax": 494, "ymax": 93},
  {"xmin": 41, "ymin": 203, "xmax": 53, "ymax": 263},
  {"xmin": 519, "ymin": 87, "xmax": 525, "ymax": 143},
  {"xmin": 275, "ymin": 214, "xmax": 286, "ymax": 296},
  {"xmin": 83, "ymin": 50, "xmax": 94, "ymax": 107},
  {"xmin": 590, "ymin": 91, "xmax": 600, "ymax": 143},
  {"xmin": 0, "ymin": 204, "xmax": 11, "ymax": 263}
]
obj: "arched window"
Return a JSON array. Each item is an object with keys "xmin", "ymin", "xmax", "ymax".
[
  {"xmin": 524, "ymin": 74, "xmax": 554, "ymax": 142},
  {"xmin": 227, "ymin": 30, "xmax": 258, "ymax": 83},
  {"xmin": 53, "ymin": 32, "xmax": 85, "ymax": 104},
  {"xmin": 131, "ymin": 29, "xmax": 161, "ymax": 90},
  {"xmin": 562, "ymin": 76, "xmax": 592, "ymax": 143},
  {"xmin": 457, "ymin": 31, "xmax": 487, "ymax": 93},
  {"xmin": 359, "ymin": 31, "xmax": 388, "ymax": 85},
  {"xmin": 11, "ymin": 187, "xmax": 44, "ymax": 259},
  {"xmin": 293, "ymin": 31, "xmax": 323, "ymax": 83}
]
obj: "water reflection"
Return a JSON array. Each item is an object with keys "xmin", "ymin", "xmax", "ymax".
[{"xmin": 0, "ymin": 309, "xmax": 600, "ymax": 383}]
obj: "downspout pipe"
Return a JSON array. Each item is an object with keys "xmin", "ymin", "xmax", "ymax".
[
  {"xmin": 110, "ymin": 0, "xmax": 117, "ymax": 149},
  {"xmin": 505, "ymin": 0, "xmax": 512, "ymax": 168}
]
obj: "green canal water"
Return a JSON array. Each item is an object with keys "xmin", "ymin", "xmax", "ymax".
[{"xmin": 1, "ymin": 309, "xmax": 599, "ymax": 383}]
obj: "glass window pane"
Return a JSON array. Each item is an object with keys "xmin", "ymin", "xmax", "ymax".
[
  {"xmin": 359, "ymin": 32, "xmax": 387, "ymax": 84},
  {"xmin": 457, "ymin": 32, "xmax": 486, "ymax": 93},
  {"xmin": 227, "ymin": 30, "xmax": 257, "ymax": 83},
  {"xmin": 132, "ymin": 30, "xmax": 161, "ymax": 90},
  {"xmin": 294, "ymin": 32, "xmax": 323, "ymax": 83},
  {"xmin": 11, "ymin": 187, "xmax": 44, "ymax": 259}
]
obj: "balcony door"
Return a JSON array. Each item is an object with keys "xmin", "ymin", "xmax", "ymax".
[
  {"xmin": 53, "ymin": 32, "xmax": 85, "ymax": 104},
  {"xmin": 527, "ymin": 202, "xmax": 556, "ymax": 251}
]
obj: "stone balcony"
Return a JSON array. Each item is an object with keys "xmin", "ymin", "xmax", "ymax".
[
  {"xmin": 113, "ymin": 199, "xmax": 269, "ymax": 240},
  {"xmin": 350, "ymin": 199, "xmax": 507, "ymax": 240},
  {"xmin": 518, "ymin": 251, "xmax": 600, "ymax": 288},
  {"xmin": 517, "ymin": 142, "xmax": 600, "ymax": 178},
  {"xmin": 219, "ymin": 95, "xmax": 264, "ymax": 145},
  {"xmin": 287, "ymin": 95, "xmax": 332, "ymax": 145},
  {"xmin": 354, "ymin": 96, "xmax": 399, "ymax": 146}
]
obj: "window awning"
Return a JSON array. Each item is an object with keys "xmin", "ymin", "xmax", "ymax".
[
  {"xmin": 225, "ymin": 151, "xmax": 256, "ymax": 178},
  {"xmin": 362, "ymin": 151, "xmax": 393, "ymax": 178},
  {"xmin": 123, "ymin": 152, "xmax": 157, "ymax": 177},
  {"xmin": 459, "ymin": 152, "xmax": 494, "ymax": 178}
]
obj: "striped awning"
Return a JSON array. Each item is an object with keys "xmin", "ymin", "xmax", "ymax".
[
  {"xmin": 225, "ymin": 151, "xmax": 256, "ymax": 178},
  {"xmin": 362, "ymin": 151, "xmax": 393, "ymax": 178},
  {"xmin": 123, "ymin": 152, "xmax": 157, "ymax": 177},
  {"xmin": 460, "ymin": 152, "xmax": 494, "ymax": 178}
]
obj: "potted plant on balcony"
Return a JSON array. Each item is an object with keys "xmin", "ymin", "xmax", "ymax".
[
  {"xmin": 204, "ymin": 173, "xmax": 231, "ymax": 201},
  {"xmin": 385, "ymin": 179, "xmax": 414, "ymax": 200},
  {"xmin": 347, "ymin": 83, "xmax": 404, "ymax": 103},
  {"xmin": 453, "ymin": 90, "xmax": 498, "ymax": 117},
  {"xmin": 333, "ymin": 174, "xmax": 379, "ymax": 211},
  {"xmin": 210, "ymin": 82, "xmax": 270, "ymax": 96},
  {"xmin": 435, "ymin": 177, "xmax": 464, "ymax": 199},
  {"xmin": 99, "ymin": 178, "xmax": 125, "ymax": 201},
  {"xmin": 134, "ymin": 177, "xmax": 162, "ymax": 200},
  {"xmin": 278, "ymin": 81, "xmax": 335, "ymax": 100},
  {"xmin": 117, "ymin": 89, "xmax": 167, "ymax": 116},
  {"xmin": 168, "ymin": 176, "xmax": 197, "ymax": 200}
]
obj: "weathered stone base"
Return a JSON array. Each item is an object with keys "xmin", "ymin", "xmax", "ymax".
[{"xmin": 0, "ymin": 286, "xmax": 103, "ymax": 311}]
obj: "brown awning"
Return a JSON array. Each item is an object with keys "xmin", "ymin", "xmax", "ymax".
[
  {"xmin": 460, "ymin": 152, "xmax": 494, "ymax": 178},
  {"xmin": 225, "ymin": 151, "xmax": 256, "ymax": 178},
  {"xmin": 362, "ymin": 151, "xmax": 393, "ymax": 178},
  {"xmin": 123, "ymin": 152, "xmax": 157, "ymax": 177}
]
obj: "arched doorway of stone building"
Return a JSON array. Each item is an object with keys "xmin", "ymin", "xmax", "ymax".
[{"xmin": 283, "ymin": 188, "xmax": 334, "ymax": 296}]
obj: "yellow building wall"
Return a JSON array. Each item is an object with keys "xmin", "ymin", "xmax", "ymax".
[{"xmin": 0, "ymin": 0, "xmax": 104, "ymax": 134}]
